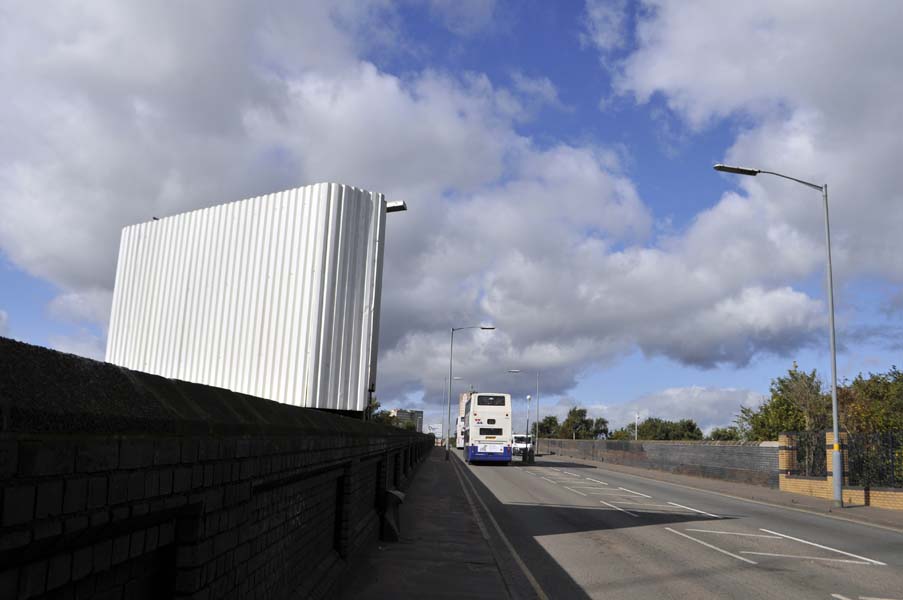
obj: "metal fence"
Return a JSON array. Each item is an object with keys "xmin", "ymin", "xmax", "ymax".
[
  {"xmin": 847, "ymin": 432, "xmax": 903, "ymax": 489},
  {"xmin": 788, "ymin": 431, "xmax": 827, "ymax": 477}
]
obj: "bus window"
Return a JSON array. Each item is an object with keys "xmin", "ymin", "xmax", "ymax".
[
  {"xmin": 477, "ymin": 395, "xmax": 506, "ymax": 406},
  {"xmin": 479, "ymin": 428, "xmax": 503, "ymax": 435}
]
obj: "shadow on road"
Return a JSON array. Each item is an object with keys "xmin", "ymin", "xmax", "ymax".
[{"xmin": 456, "ymin": 456, "xmax": 732, "ymax": 598}]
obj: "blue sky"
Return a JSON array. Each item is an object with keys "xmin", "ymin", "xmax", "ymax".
[{"xmin": 2, "ymin": 1, "xmax": 902, "ymax": 434}]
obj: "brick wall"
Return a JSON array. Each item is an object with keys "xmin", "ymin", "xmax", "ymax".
[
  {"xmin": 0, "ymin": 337, "xmax": 432, "ymax": 599},
  {"xmin": 778, "ymin": 432, "xmax": 903, "ymax": 510},
  {"xmin": 538, "ymin": 438, "xmax": 779, "ymax": 487}
]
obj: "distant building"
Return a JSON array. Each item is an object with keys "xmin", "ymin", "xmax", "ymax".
[{"xmin": 390, "ymin": 409, "xmax": 424, "ymax": 432}]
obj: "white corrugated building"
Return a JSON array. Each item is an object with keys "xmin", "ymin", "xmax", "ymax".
[{"xmin": 105, "ymin": 182, "xmax": 404, "ymax": 413}]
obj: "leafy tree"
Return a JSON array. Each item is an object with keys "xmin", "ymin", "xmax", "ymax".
[
  {"xmin": 607, "ymin": 425, "xmax": 634, "ymax": 440},
  {"xmin": 592, "ymin": 417, "xmax": 610, "ymax": 439},
  {"xmin": 839, "ymin": 367, "xmax": 903, "ymax": 432},
  {"xmin": 532, "ymin": 415, "xmax": 560, "ymax": 438},
  {"xmin": 557, "ymin": 407, "xmax": 594, "ymax": 440},
  {"xmin": 735, "ymin": 363, "xmax": 827, "ymax": 441},
  {"xmin": 708, "ymin": 426, "xmax": 741, "ymax": 441},
  {"xmin": 636, "ymin": 417, "xmax": 703, "ymax": 440}
]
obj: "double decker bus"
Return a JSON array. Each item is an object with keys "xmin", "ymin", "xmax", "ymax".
[{"xmin": 462, "ymin": 392, "xmax": 512, "ymax": 464}]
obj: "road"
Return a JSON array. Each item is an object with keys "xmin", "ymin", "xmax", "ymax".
[{"xmin": 451, "ymin": 451, "xmax": 903, "ymax": 600}]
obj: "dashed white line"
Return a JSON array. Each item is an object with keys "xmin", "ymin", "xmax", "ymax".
[
  {"xmin": 759, "ymin": 528, "xmax": 886, "ymax": 566},
  {"xmin": 831, "ymin": 594, "xmax": 852, "ymax": 600},
  {"xmin": 684, "ymin": 529, "xmax": 780, "ymax": 539},
  {"xmin": 860, "ymin": 596, "xmax": 903, "ymax": 600},
  {"xmin": 667, "ymin": 501, "xmax": 719, "ymax": 518},
  {"xmin": 541, "ymin": 477, "xmax": 558, "ymax": 484},
  {"xmin": 598, "ymin": 499, "xmax": 638, "ymax": 517},
  {"xmin": 665, "ymin": 527, "xmax": 757, "ymax": 564},
  {"xmin": 585, "ymin": 477, "xmax": 608, "ymax": 485},
  {"xmin": 618, "ymin": 486, "xmax": 652, "ymax": 498},
  {"xmin": 740, "ymin": 551, "xmax": 870, "ymax": 565},
  {"xmin": 563, "ymin": 470, "xmax": 581, "ymax": 477},
  {"xmin": 564, "ymin": 486, "xmax": 588, "ymax": 496},
  {"xmin": 550, "ymin": 467, "xmax": 562, "ymax": 472}
]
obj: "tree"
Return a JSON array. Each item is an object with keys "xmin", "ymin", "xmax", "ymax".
[
  {"xmin": 592, "ymin": 417, "xmax": 609, "ymax": 439},
  {"xmin": 735, "ymin": 363, "xmax": 827, "ymax": 441},
  {"xmin": 532, "ymin": 415, "xmax": 559, "ymax": 438},
  {"xmin": 635, "ymin": 417, "xmax": 703, "ymax": 440},
  {"xmin": 557, "ymin": 407, "xmax": 594, "ymax": 440},
  {"xmin": 708, "ymin": 426, "xmax": 741, "ymax": 441},
  {"xmin": 839, "ymin": 367, "xmax": 903, "ymax": 432}
]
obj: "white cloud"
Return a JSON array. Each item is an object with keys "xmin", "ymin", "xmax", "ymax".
[
  {"xmin": 597, "ymin": 386, "xmax": 765, "ymax": 433},
  {"xmin": 49, "ymin": 330, "xmax": 105, "ymax": 361},
  {"xmin": 426, "ymin": 0, "xmax": 497, "ymax": 35},
  {"xmin": 612, "ymin": 0, "xmax": 903, "ymax": 285},
  {"xmin": 0, "ymin": 2, "xmax": 838, "ymax": 417},
  {"xmin": 581, "ymin": 0, "xmax": 629, "ymax": 53},
  {"xmin": 0, "ymin": 309, "xmax": 8, "ymax": 336}
]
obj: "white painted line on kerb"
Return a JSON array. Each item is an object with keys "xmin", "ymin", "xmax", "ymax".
[
  {"xmin": 618, "ymin": 486, "xmax": 652, "ymax": 498},
  {"xmin": 667, "ymin": 502, "xmax": 719, "ymax": 518},
  {"xmin": 665, "ymin": 528, "xmax": 757, "ymax": 565},
  {"xmin": 564, "ymin": 486, "xmax": 587, "ymax": 497},
  {"xmin": 739, "ymin": 551, "xmax": 869, "ymax": 565},
  {"xmin": 452, "ymin": 458, "xmax": 550, "ymax": 600},
  {"xmin": 759, "ymin": 528, "xmax": 886, "ymax": 566},
  {"xmin": 598, "ymin": 499, "xmax": 637, "ymax": 517},
  {"xmin": 585, "ymin": 477, "xmax": 608, "ymax": 486},
  {"xmin": 684, "ymin": 529, "xmax": 781, "ymax": 539}
]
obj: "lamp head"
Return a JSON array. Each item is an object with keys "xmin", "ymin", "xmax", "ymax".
[{"xmin": 713, "ymin": 163, "xmax": 760, "ymax": 176}]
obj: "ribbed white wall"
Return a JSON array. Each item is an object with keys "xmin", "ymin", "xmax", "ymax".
[{"xmin": 105, "ymin": 182, "xmax": 387, "ymax": 412}]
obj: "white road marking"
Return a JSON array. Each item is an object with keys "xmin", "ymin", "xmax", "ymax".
[
  {"xmin": 550, "ymin": 467, "xmax": 562, "ymax": 472},
  {"xmin": 860, "ymin": 596, "xmax": 903, "ymax": 600},
  {"xmin": 740, "ymin": 551, "xmax": 870, "ymax": 565},
  {"xmin": 452, "ymin": 457, "xmax": 550, "ymax": 600},
  {"xmin": 667, "ymin": 501, "xmax": 719, "ymax": 518},
  {"xmin": 611, "ymin": 501, "xmax": 676, "ymax": 508},
  {"xmin": 684, "ymin": 529, "xmax": 781, "ymax": 539},
  {"xmin": 618, "ymin": 486, "xmax": 652, "ymax": 498},
  {"xmin": 541, "ymin": 477, "xmax": 559, "ymax": 484},
  {"xmin": 598, "ymin": 499, "xmax": 638, "ymax": 517},
  {"xmin": 759, "ymin": 528, "xmax": 886, "ymax": 566},
  {"xmin": 564, "ymin": 486, "xmax": 588, "ymax": 496},
  {"xmin": 563, "ymin": 471, "xmax": 581, "ymax": 477},
  {"xmin": 831, "ymin": 595, "xmax": 852, "ymax": 600},
  {"xmin": 665, "ymin": 527, "xmax": 757, "ymax": 565},
  {"xmin": 585, "ymin": 477, "xmax": 608, "ymax": 485}
]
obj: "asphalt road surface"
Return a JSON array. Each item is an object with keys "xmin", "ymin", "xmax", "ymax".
[{"xmin": 452, "ymin": 451, "xmax": 903, "ymax": 600}]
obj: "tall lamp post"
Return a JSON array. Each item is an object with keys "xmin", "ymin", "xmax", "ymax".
[
  {"xmin": 447, "ymin": 325, "xmax": 495, "ymax": 460},
  {"xmin": 507, "ymin": 369, "xmax": 540, "ymax": 443},
  {"xmin": 714, "ymin": 163, "xmax": 842, "ymax": 508}
]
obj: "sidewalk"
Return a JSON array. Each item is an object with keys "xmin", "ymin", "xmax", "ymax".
[
  {"xmin": 339, "ymin": 448, "xmax": 511, "ymax": 599},
  {"xmin": 540, "ymin": 451, "xmax": 903, "ymax": 533}
]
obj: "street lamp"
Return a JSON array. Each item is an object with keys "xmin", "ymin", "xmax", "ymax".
[
  {"xmin": 447, "ymin": 325, "xmax": 495, "ymax": 460},
  {"xmin": 714, "ymin": 163, "xmax": 842, "ymax": 508},
  {"xmin": 507, "ymin": 369, "xmax": 540, "ymax": 443}
]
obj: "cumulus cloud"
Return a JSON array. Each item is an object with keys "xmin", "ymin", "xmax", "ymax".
[
  {"xmin": 612, "ymin": 0, "xmax": 903, "ymax": 284},
  {"xmin": 0, "ymin": 1, "xmax": 834, "ymax": 415}
]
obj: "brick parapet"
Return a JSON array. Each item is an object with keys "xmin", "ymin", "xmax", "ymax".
[{"xmin": 0, "ymin": 337, "xmax": 432, "ymax": 599}]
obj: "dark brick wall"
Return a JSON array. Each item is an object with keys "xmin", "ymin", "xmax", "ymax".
[
  {"xmin": 539, "ymin": 438, "xmax": 779, "ymax": 487},
  {"xmin": 0, "ymin": 337, "xmax": 432, "ymax": 599}
]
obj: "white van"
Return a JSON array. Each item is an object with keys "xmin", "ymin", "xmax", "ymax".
[{"xmin": 512, "ymin": 434, "xmax": 533, "ymax": 456}]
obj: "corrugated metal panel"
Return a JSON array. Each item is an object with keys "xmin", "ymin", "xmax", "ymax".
[{"xmin": 105, "ymin": 182, "xmax": 387, "ymax": 412}]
